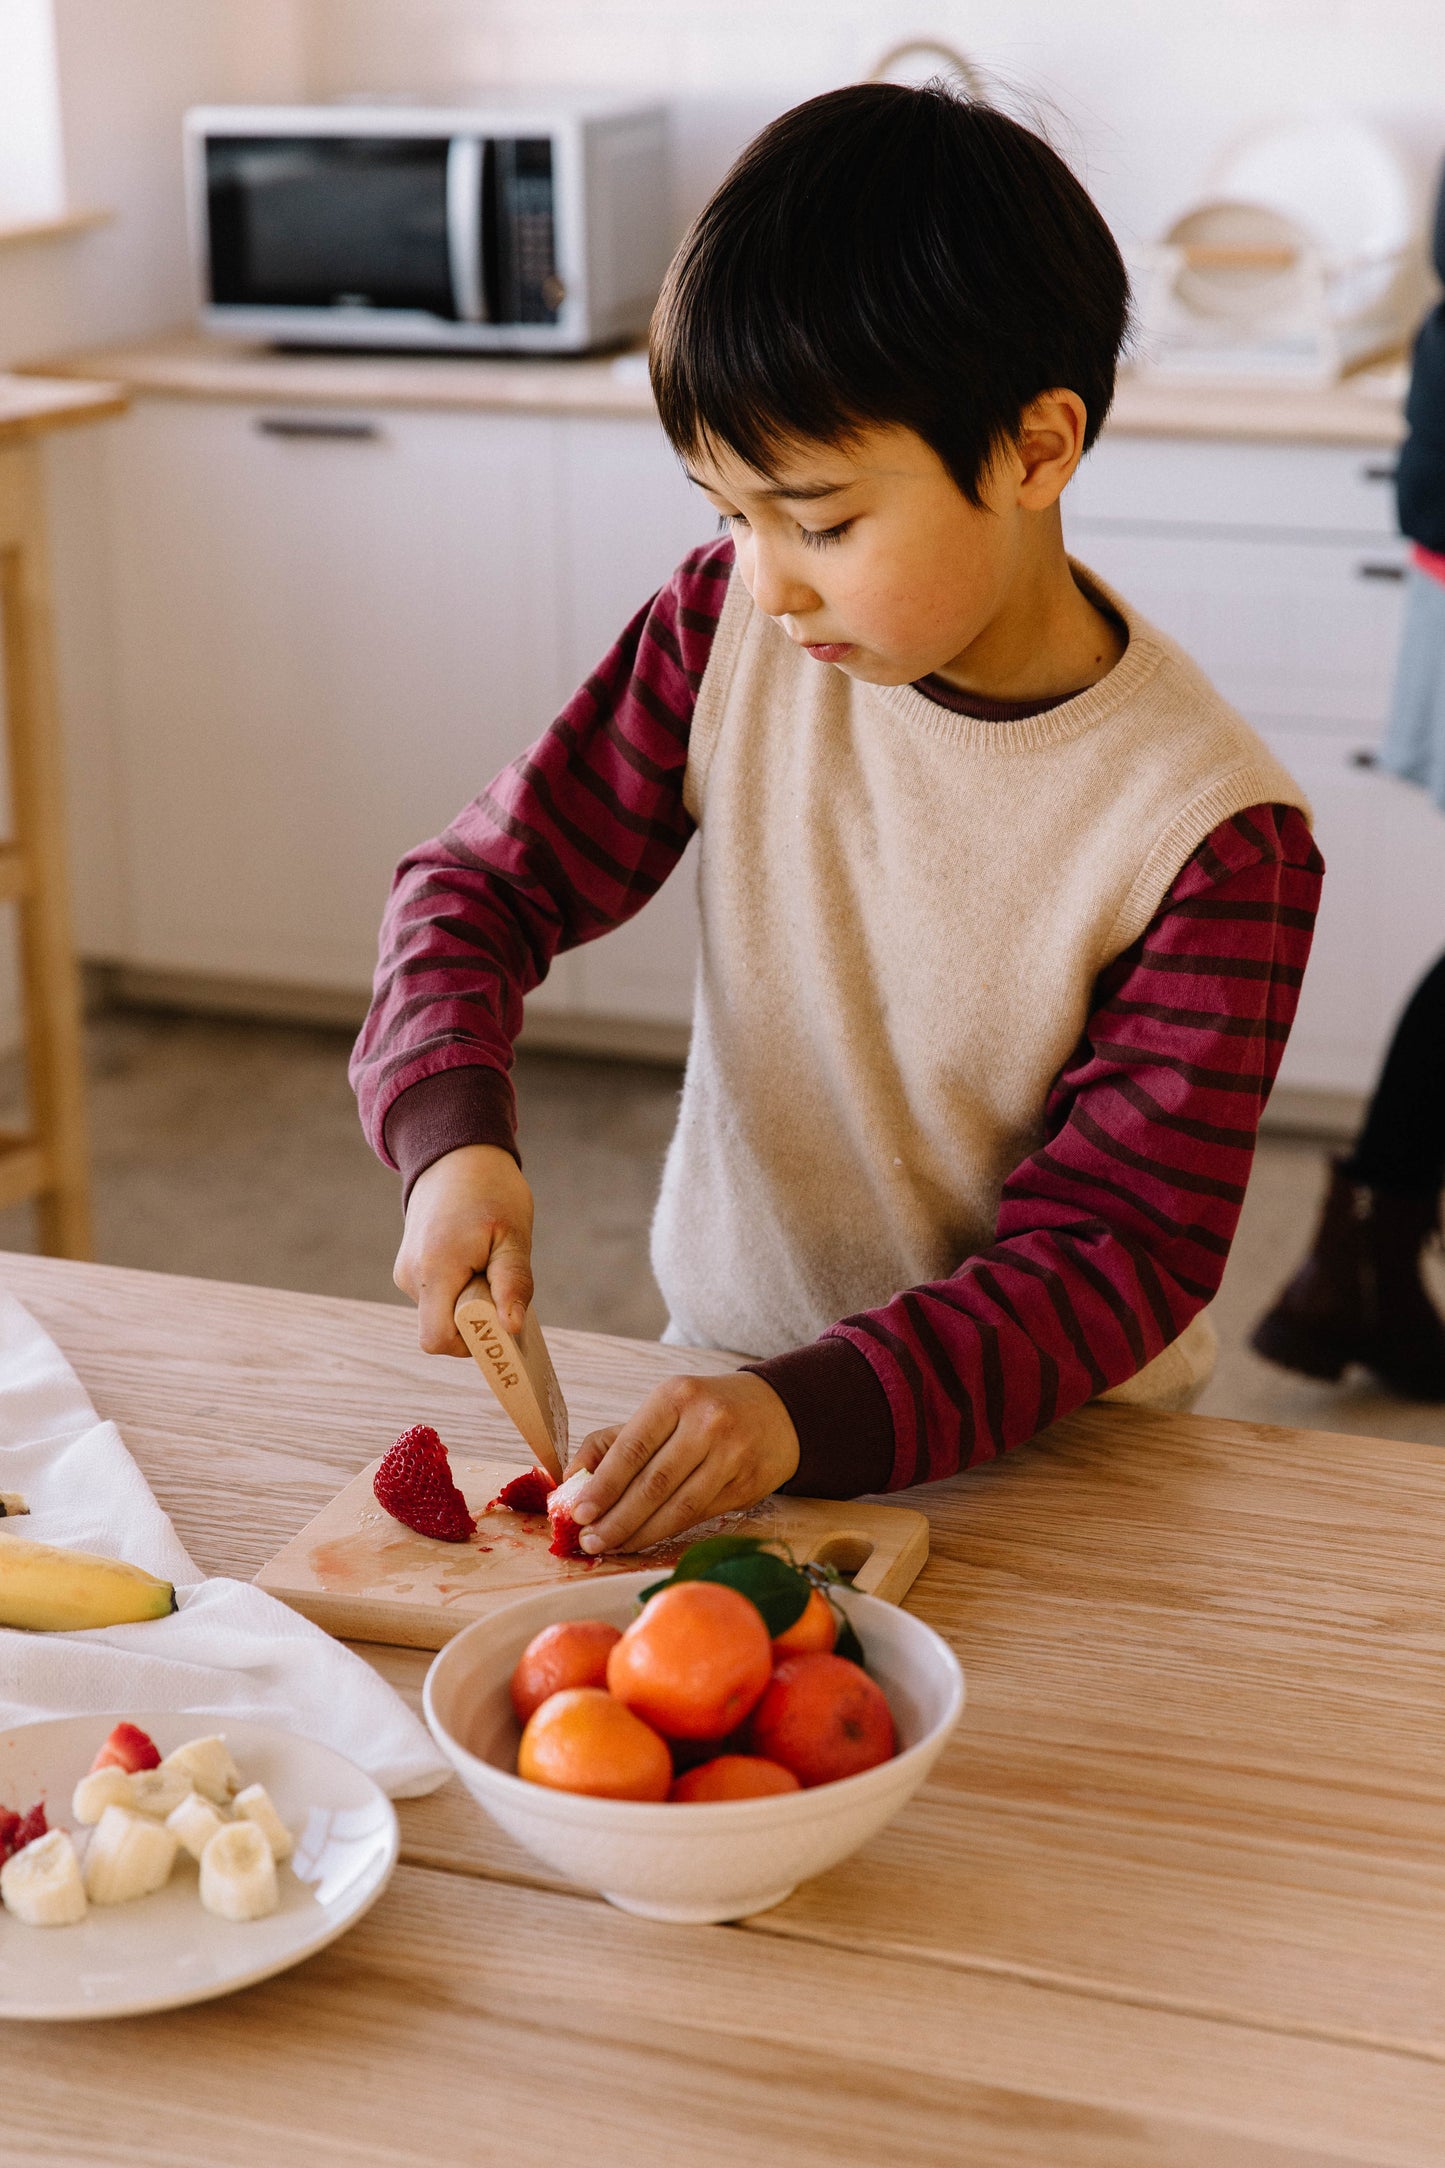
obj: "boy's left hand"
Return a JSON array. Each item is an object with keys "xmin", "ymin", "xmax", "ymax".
[{"xmin": 563, "ymin": 1373, "xmax": 800, "ymax": 1554}]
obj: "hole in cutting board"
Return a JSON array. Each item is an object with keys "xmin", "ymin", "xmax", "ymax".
[{"xmin": 807, "ymin": 1534, "xmax": 875, "ymax": 1583}]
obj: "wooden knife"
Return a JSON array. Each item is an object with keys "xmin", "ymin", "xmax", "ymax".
[{"xmin": 453, "ymin": 1277, "xmax": 568, "ymax": 1484}]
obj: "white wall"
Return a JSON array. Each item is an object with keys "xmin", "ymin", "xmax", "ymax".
[
  {"xmin": 0, "ymin": 0, "xmax": 305, "ymax": 371},
  {"xmin": 297, "ymin": 0, "xmax": 1445, "ymax": 256}
]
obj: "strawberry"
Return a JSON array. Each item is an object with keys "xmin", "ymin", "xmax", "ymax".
[
  {"xmin": 90, "ymin": 1720, "xmax": 161, "ymax": 1775},
  {"xmin": 0, "ymin": 1800, "xmax": 47, "ymax": 1863},
  {"xmin": 373, "ymin": 1424, "xmax": 476, "ymax": 1542},
  {"xmin": 546, "ymin": 1470, "xmax": 591, "ymax": 1560},
  {"xmin": 486, "ymin": 1467, "xmax": 554, "ymax": 1515}
]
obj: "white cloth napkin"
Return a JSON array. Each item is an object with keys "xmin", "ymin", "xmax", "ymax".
[{"xmin": 0, "ymin": 1292, "xmax": 449, "ymax": 1797}]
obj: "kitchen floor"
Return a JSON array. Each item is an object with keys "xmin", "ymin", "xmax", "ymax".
[{"xmin": 5, "ymin": 1006, "xmax": 1443, "ymax": 1454}]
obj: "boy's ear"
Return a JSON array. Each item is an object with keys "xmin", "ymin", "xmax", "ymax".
[{"xmin": 1013, "ymin": 389, "xmax": 1089, "ymax": 511}]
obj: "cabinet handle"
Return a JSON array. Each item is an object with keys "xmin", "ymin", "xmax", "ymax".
[
  {"xmin": 1355, "ymin": 560, "xmax": 1406, "ymax": 581},
  {"xmin": 1361, "ymin": 463, "xmax": 1398, "ymax": 483},
  {"xmin": 255, "ymin": 416, "xmax": 381, "ymax": 442}
]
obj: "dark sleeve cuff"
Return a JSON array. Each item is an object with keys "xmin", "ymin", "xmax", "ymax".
[
  {"xmin": 383, "ymin": 1067, "xmax": 519, "ymax": 1204},
  {"xmin": 745, "ymin": 1335, "xmax": 895, "ymax": 1499}
]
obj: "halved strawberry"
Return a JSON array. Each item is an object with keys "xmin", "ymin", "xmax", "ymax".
[
  {"xmin": 485, "ymin": 1466, "xmax": 554, "ymax": 1516},
  {"xmin": 0, "ymin": 1807, "xmax": 20, "ymax": 1863},
  {"xmin": 545, "ymin": 1471, "xmax": 591, "ymax": 1560},
  {"xmin": 373, "ymin": 1423, "xmax": 476, "ymax": 1543},
  {"xmin": 90, "ymin": 1720, "xmax": 161, "ymax": 1775},
  {"xmin": 0, "ymin": 1800, "xmax": 49, "ymax": 1864}
]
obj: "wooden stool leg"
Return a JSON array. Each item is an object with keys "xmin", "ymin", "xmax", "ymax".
[{"xmin": 0, "ymin": 440, "xmax": 92, "ymax": 1259}]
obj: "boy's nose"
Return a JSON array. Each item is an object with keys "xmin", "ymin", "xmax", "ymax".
[{"xmin": 743, "ymin": 542, "xmax": 820, "ymax": 622}]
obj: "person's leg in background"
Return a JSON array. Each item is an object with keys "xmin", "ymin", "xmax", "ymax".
[{"xmin": 1252, "ymin": 951, "xmax": 1445, "ymax": 1398}]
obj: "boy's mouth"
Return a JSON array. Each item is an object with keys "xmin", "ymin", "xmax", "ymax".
[{"xmin": 801, "ymin": 642, "xmax": 854, "ymax": 663}]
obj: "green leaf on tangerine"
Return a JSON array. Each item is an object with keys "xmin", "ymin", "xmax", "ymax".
[
  {"xmin": 705, "ymin": 1551, "xmax": 810, "ymax": 1635},
  {"xmin": 670, "ymin": 1533, "xmax": 768, "ymax": 1579},
  {"xmin": 636, "ymin": 1577, "xmax": 672, "ymax": 1605}
]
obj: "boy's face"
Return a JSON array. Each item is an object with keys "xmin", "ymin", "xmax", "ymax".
[{"xmin": 684, "ymin": 408, "xmax": 1082, "ymax": 690}]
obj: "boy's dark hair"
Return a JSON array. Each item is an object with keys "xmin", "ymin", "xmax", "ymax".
[{"xmin": 650, "ymin": 83, "xmax": 1129, "ymax": 504}]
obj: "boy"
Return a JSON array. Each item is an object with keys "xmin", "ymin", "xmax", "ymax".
[{"xmin": 351, "ymin": 84, "xmax": 1322, "ymax": 1554}]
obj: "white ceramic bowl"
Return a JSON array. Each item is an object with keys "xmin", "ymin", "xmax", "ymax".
[{"xmin": 423, "ymin": 1570, "xmax": 964, "ymax": 1924}]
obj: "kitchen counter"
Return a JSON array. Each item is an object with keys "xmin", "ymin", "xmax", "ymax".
[
  {"xmin": 3, "ymin": 1250, "xmax": 1443, "ymax": 2166},
  {"xmin": 30, "ymin": 329, "xmax": 1408, "ymax": 445}
]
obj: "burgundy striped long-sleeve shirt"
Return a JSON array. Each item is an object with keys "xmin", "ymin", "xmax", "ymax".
[{"xmin": 352, "ymin": 539, "xmax": 1323, "ymax": 1497}]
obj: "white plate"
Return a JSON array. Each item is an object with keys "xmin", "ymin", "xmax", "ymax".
[{"xmin": 0, "ymin": 1713, "xmax": 399, "ymax": 2021}]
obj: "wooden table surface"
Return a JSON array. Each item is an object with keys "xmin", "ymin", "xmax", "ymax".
[{"xmin": 3, "ymin": 1252, "xmax": 1442, "ymax": 2167}]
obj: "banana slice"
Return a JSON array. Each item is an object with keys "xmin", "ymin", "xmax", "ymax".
[
  {"xmin": 72, "ymin": 1765, "xmax": 135, "ymax": 1825},
  {"xmin": 161, "ymin": 1735, "xmax": 240, "ymax": 1806},
  {"xmin": 167, "ymin": 1790, "xmax": 228, "ymax": 1863},
  {"xmin": 199, "ymin": 1821, "xmax": 278, "ymax": 1921},
  {"xmin": 126, "ymin": 1765, "xmax": 194, "ymax": 1820},
  {"xmin": 231, "ymin": 1783, "xmax": 293, "ymax": 1863},
  {"xmin": 82, "ymin": 1804, "xmax": 179, "ymax": 1905},
  {"xmin": 1, "ymin": 1829, "xmax": 87, "ymax": 1925}
]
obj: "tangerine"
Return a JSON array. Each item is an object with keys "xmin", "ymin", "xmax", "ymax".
[
  {"xmin": 669, "ymin": 1754, "xmax": 801, "ymax": 1802},
  {"xmin": 516, "ymin": 1687, "xmax": 671, "ymax": 1801},
  {"xmin": 606, "ymin": 1580, "xmax": 774, "ymax": 1741},
  {"xmin": 510, "ymin": 1619, "xmax": 622, "ymax": 1725},
  {"xmin": 748, "ymin": 1652, "xmax": 896, "ymax": 1787},
  {"xmin": 771, "ymin": 1585, "xmax": 837, "ymax": 1655}
]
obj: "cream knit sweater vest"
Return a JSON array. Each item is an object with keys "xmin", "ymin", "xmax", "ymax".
[{"xmin": 650, "ymin": 562, "xmax": 1310, "ymax": 1406}]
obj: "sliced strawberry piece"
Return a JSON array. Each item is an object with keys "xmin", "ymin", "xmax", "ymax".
[
  {"xmin": 486, "ymin": 1466, "xmax": 554, "ymax": 1516},
  {"xmin": 90, "ymin": 1720, "xmax": 161, "ymax": 1775},
  {"xmin": 373, "ymin": 1423, "xmax": 476, "ymax": 1543},
  {"xmin": 0, "ymin": 1807, "xmax": 20, "ymax": 1863},
  {"xmin": 12, "ymin": 1802, "xmax": 46, "ymax": 1852},
  {"xmin": 546, "ymin": 1470, "xmax": 591, "ymax": 1560}
]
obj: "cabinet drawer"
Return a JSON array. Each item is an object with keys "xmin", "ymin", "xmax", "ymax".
[
  {"xmin": 1072, "ymin": 436, "xmax": 1399, "ymax": 537},
  {"xmin": 1065, "ymin": 526, "xmax": 1408, "ymax": 728}
]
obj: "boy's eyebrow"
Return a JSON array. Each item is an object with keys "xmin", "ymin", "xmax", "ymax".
[{"xmin": 683, "ymin": 470, "xmax": 853, "ymax": 502}]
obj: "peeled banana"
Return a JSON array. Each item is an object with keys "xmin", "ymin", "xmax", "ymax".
[
  {"xmin": 1, "ymin": 1829, "xmax": 87, "ymax": 1925},
  {"xmin": 72, "ymin": 1767, "xmax": 135, "ymax": 1824},
  {"xmin": 162, "ymin": 1735, "xmax": 240, "ymax": 1805},
  {"xmin": 83, "ymin": 1804, "xmax": 178, "ymax": 1905},
  {"xmin": 0, "ymin": 1535, "xmax": 175, "ymax": 1632},
  {"xmin": 232, "ymin": 1783, "xmax": 293, "ymax": 1862},
  {"xmin": 167, "ymin": 1791, "xmax": 228, "ymax": 1862},
  {"xmin": 199, "ymin": 1821, "xmax": 278, "ymax": 1921}
]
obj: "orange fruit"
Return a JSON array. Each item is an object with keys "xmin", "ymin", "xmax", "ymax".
[
  {"xmin": 606, "ymin": 1581, "xmax": 774, "ymax": 1741},
  {"xmin": 747, "ymin": 1652, "xmax": 896, "ymax": 1787},
  {"xmin": 669, "ymin": 1754, "xmax": 801, "ymax": 1803},
  {"xmin": 516, "ymin": 1687, "xmax": 671, "ymax": 1801},
  {"xmin": 771, "ymin": 1585, "xmax": 837, "ymax": 1655},
  {"xmin": 510, "ymin": 1619, "xmax": 623, "ymax": 1726}
]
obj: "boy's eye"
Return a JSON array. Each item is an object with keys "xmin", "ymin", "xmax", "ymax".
[
  {"xmin": 799, "ymin": 521, "xmax": 851, "ymax": 549},
  {"xmin": 717, "ymin": 511, "xmax": 749, "ymax": 533}
]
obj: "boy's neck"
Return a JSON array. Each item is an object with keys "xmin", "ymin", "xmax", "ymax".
[{"xmin": 931, "ymin": 512, "xmax": 1125, "ymax": 703}]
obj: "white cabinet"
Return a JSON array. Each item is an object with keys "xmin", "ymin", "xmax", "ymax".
[
  {"xmin": 1066, "ymin": 434, "xmax": 1430, "ymax": 1097},
  {"xmin": 102, "ymin": 397, "xmax": 569, "ymax": 992}
]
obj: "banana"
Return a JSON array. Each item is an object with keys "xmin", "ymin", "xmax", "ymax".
[
  {"xmin": 0, "ymin": 1535, "xmax": 175, "ymax": 1632},
  {"xmin": 72, "ymin": 1767, "xmax": 136, "ymax": 1824},
  {"xmin": 199, "ymin": 1821, "xmax": 278, "ymax": 1921},
  {"xmin": 83, "ymin": 1804, "xmax": 178, "ymax": 1905},
  {"xmin": 127, "ymin": 1765, "xmax": 194, "ymax": 1820},
  {"xmin": 167, "ymin": 1790, "xmax": 228, "ymax": 1862},
  {"xmin": 162, "ymin": 1735, "xmax": 240, "ymax": 1805},
  {"xmin": 1, "ymin": 1829, "xmax": 87, "ymax": 1925},
  {"xmin": 232, "ymin": 1783, "xmax": 293, "ymax": 1862}
]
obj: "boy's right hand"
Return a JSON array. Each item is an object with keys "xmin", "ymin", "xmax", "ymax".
[{"xmin": 393, "ymin": 1144, "xmax": 536, "ymax": 1355}]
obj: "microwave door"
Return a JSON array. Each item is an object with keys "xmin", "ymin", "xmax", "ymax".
[{"xmin": 446, "ymin": 136, "xmax": 486, "ymax": 322}]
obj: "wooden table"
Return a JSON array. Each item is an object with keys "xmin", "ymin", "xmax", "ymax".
[{"xmin": 3, "ymin": 1253, "xmax": 1443, "ymax": 2167}]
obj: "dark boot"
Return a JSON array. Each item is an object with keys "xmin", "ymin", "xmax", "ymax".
[{"xmin": 1251, "ymin": 1160, "xmax": 1445, "ymax": 1399}]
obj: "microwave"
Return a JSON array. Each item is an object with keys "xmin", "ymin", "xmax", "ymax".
[{"xmin": 183, "ymin": 97, "xmax": 672, "ymax": 354}]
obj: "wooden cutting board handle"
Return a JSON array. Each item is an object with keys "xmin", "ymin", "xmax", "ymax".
[{"xmin": 453, "ymin": 1277, "xmax": 568, "ymax": 1484}]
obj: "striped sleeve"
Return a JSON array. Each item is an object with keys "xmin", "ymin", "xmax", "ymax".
[
  {"xmin": 349, "ymin": 539, "xmax": 733, "ymax": 1187},
  {"xmin": 753, "ymin": 804, "xmax": 1324, "ymax": 1496}
]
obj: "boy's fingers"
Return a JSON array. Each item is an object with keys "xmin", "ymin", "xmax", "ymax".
[
  {"xmin": 576, "ymin": 1428, "xmax": 712, "ymax": 1554},
  {"xmin": 567, "ymin": 1387, "xmax": 681, "ymax": 1527},
  {"xmin": 486, "ymin": 1230, "xmax": 535, "ymax": 1337},
  {"xmin": 564, "ymin": 1429, "xmax": 616, "ymax": 1480},
  {"xmin": 415, "ymin": 1271, "xmax": 471, "ymax": 1357},
  {"xmin": 614, "ymin": 1461, "xmax": 741, "ymax": 1555}
]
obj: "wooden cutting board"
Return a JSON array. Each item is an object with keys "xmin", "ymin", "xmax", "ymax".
[{"xmin": 254, "ymin": 1457, "xmax": 930, "ymax": 1649}]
